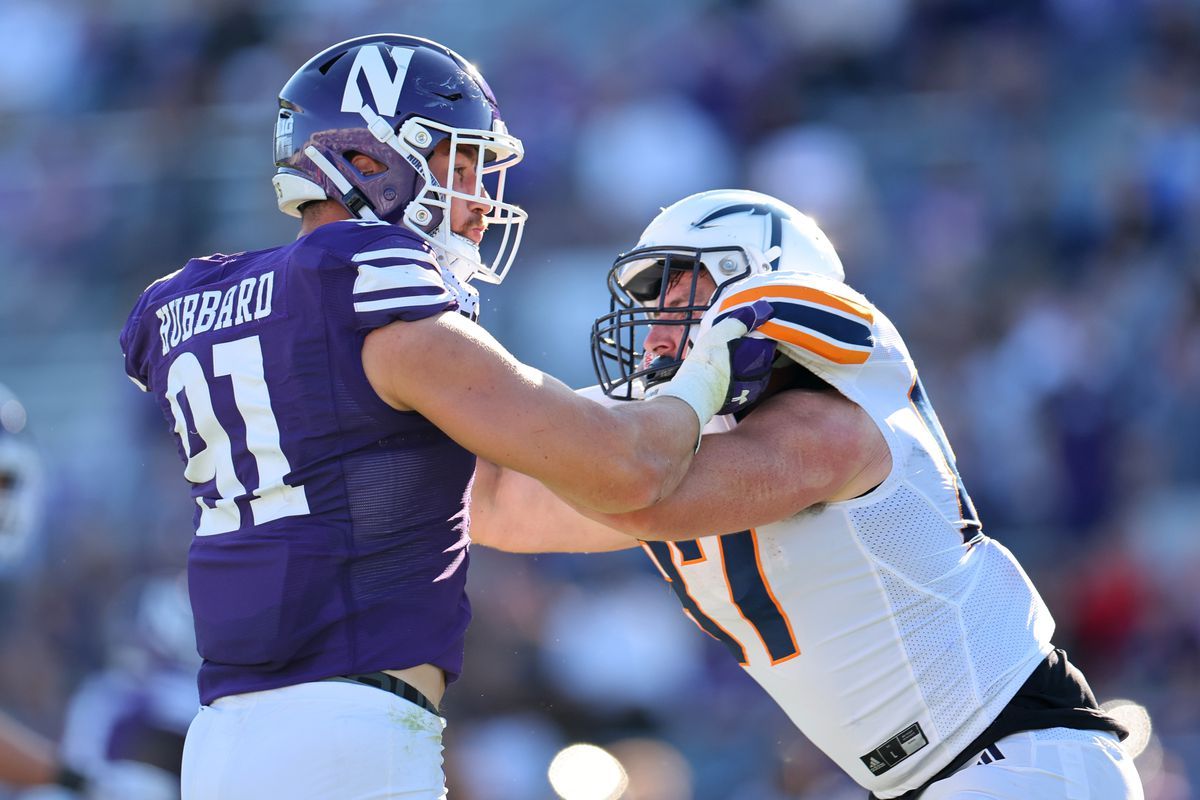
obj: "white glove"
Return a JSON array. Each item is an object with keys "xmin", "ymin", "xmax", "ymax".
[{"xmin": 646, "ymin": 306, "xmax": 763, "ymax": 436}]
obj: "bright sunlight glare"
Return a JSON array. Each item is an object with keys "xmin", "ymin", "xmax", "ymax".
[
  {"xmin": 1101, "ymin": 698, "xmax": 1153, "ymax": 759},
  {"xmin": 548, "ymin": 743, "xmax": 629, "ymax": 800}
]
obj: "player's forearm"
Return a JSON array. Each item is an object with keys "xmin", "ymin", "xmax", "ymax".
[
  {"xmin": 470, "ymin": 461, "xmax": 635, "ymax": 553},
  {"xmin": 573, "ymin": 491, "xmax": 737, "ymax": 541},
  {"xmin": 559, "ymin": 308, "xmax": 776, "ymax": 511},
  {"xmin": 543, "ymin": 396, "xmax": 700, "ymax": 513}
]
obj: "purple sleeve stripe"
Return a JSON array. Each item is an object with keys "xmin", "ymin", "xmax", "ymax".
[
  {"xmin": 354, "ymin": 284, "xmax": 450, "ymax": 301},
  {"xmin": 353, "ymin": 290, "xmax": 453, "ymax": 313}
]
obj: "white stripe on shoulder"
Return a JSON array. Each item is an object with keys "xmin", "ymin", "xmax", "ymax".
[
  {"xmin": 353, "ymin": 264, "xmax": 445, "ymax": 295},
  {"xmin": 353, "ymin": 291, "xmax": 452, "ymax": 313},
  {"xmin": 352, "ymin": 247, "xmax": 438, "ymax": 266}
]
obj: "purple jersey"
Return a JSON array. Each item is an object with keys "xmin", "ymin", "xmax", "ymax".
[{"xmin": 120, "ymin": 220, "xmax": 476, "ymax": 705}]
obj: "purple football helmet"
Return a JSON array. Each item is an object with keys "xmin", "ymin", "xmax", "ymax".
[{"xmin": 273, "ymin": 34, "xmax": 527, "ymax": 284}]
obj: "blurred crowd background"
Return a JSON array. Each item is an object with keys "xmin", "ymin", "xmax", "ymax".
[{"xmin": 0, "ymin": 0, "xmax": 1198, "ymax": 797}]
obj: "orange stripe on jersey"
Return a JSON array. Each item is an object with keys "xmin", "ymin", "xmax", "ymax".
[
  {"xmin": 757, "ymin": 320, "xmax": 871, "ymax": 365},
  {"xmin": 718, "ymin": 284, "xmax": 875, "ymax": 323}
]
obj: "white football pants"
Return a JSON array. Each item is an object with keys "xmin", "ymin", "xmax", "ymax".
[
  {"xmin": 180, "ymin": 680, "xmax": 446, "ymax": 800},
  {"xmin": 922, "ymin": 728, "xmax": 1143, "ymax": 799}
]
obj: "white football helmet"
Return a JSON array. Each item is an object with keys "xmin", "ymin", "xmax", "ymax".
[{"xmin": 592, "ymin": 190, "xmax": 845, "ymax": 398}]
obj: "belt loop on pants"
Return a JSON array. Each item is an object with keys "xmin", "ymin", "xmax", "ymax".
[{"xmin": 325, "ymin": 672, "xmax": 439, "ymax": 715}]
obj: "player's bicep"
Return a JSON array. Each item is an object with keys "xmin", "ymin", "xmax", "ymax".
[{"xmin": 361, "ymin": 312, "xmax": 627, "ymax": 487}]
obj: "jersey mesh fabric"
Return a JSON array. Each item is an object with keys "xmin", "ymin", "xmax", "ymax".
[
  {"xmin": 960, "ymin": 549, "xmax": 1052, "ymax": 694},
  {"xmin": 1029, "ymin": 727, "xmax": 1118, "ymax": 742},
  {"xmin": 850, "ymin": 483, "xmax": 1053, "ymax": 764}
]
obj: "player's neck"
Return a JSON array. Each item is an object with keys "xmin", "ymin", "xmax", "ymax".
[{"xmin": 298, "ymin": 201, "xmax": 354, "ymax": 238}]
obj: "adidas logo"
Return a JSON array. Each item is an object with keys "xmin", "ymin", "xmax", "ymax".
[{"xmin": 868, "ymin": 757, "xmax": 886, "ymax": 772}]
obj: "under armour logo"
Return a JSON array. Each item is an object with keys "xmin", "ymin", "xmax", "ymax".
[{"xmin": 731, "ymin": 389, "xmax": 750, "ymax": 405}]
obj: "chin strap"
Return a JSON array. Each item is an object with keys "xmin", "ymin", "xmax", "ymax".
[{"xmin": 432, "ymin": 226, "xmax": 484, "ymax": 284}]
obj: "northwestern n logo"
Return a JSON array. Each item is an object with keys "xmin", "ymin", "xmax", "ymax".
[{"xmin": 341, "ymin": 46, "xmax": 414, "ymax": 116}]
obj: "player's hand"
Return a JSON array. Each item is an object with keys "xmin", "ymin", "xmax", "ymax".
[
  {"xmin": 713, "ymin": 303, "xmax": 778, "ymax": 416},
  {"xmin": 648, "ymin": 300, "xmax": 774, "ymax": 431}
]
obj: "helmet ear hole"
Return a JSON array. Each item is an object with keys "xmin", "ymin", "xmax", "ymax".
[{"xmin": 344, "ymin": 151, "xmax": 389, "ymax": 177}]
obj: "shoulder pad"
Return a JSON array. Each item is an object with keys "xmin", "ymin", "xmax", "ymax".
[{"xmin": 709, "ymin": 272, "xmax": 876, "ymax": 366}]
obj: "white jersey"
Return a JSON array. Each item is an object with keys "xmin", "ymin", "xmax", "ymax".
[{"xmin": 642, "ymin": 272, "xmax": 1055, "ymax": 797}]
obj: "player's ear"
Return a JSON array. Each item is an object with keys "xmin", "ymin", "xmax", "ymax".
[{"xmin": 349, "ymin": 153, "xmax": 386, "ymax": 176}]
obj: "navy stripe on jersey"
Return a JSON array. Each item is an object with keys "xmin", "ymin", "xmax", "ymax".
[
  {"xmin": 720, "ymin": 531, "xmax": 798, "ymax": 662},
  {"xmin": 643, "ymin": 541, "xmax": 747, "ymax": 664},
  {"xmin": 771, "ymin": 299, "xmax": 874, "ymax": 350},
  {"xmin": 673, "ymin": 540, "xmax": 705, "ymax": 564}
]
